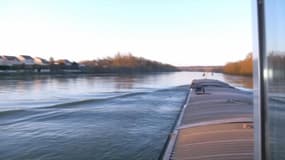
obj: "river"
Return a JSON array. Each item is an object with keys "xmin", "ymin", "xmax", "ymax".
[{"xmin": 0, "ymin": 72, "xmax": 252, "ymax": 160}]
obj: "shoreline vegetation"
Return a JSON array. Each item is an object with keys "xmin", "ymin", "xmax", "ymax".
[
  {"xmin": 80, "ymin": 53, "xmax": 178, "ymax": 73},
  {"xmin": 0, "ymin": 53, "xmax": 178, "ymax": 75},
  {"xmin": 223, "ymin": 53, "xmax": 253, "ymax": 76},
  {"xmin": 178, "ymin": 53, "xmax": 253, "ymax": 77},
  {"xmin": 0, "ymin": 52, "xmax": 254, "ymax": 77}
]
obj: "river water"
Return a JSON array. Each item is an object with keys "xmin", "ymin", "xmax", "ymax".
[{"xmin": 0, "ymin": 72, "xmax": 252, "ymax": 160}]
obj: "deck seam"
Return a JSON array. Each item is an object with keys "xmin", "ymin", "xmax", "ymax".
[{"xmin": 162, "ymin": 88, "xmax": 192, "ymax": 160}]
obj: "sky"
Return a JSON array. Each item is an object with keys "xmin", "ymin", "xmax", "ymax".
[{"xmin": 0, "ymin": 0, "xmax": 252, "ymax": 66}]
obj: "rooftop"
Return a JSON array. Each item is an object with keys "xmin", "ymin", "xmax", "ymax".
[
  {"xmin": 2, "ymin": 56, "xmax": 19, "ymax": 61},
  {"xmin": 19, "ymin": 55, "xmax": 34, "ymax": 60}
]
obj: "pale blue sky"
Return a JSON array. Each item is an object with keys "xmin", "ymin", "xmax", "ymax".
[{"xmin": 0, "ymin": 0, "xmax": 252, "ymax": 66}]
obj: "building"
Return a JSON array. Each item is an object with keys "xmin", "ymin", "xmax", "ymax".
[
  {"xmin": 33, "ymin": 57, "xmax": 49, "ymax": 66},
  {"xmin": 0, "ymin": 55, "xmax": 22, "ymax": 66},
  {"xmin": 55, "ymin": 59, "xmax": 72, "ymax": 66},
  {"xmin": 17, "ymin": 55, "xmax": 35, "ymax": 65},
  {"xmin": 254, "ymin": 1, "xmax": 285, "ymax": 160},
  {"xmin": 0, "ymin": 56, "xmax": 6, "ymax": 66}
]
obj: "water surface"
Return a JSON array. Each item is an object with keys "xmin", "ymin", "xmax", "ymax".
[{"xmin": 0, "ymin": 72, "xmax": 252, "ymax": 160}]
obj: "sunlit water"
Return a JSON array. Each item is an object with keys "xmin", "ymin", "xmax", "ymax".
[{"xmin": 0, "ymin": 72, "xmax": 252, "ymax": 160}]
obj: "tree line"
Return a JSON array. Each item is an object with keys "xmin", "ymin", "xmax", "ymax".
[
  {"xmin": 223, "ymin": 53, "xmax": 253, "ymax": 76},
  {"xmin": 80, "ymin": 53, "xmax": 178, "ymax": 73}
]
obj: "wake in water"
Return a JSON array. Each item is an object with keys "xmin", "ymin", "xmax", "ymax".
[
  {"xmin": 0, "ymin": 85, "xmax": 189, "ymax": 160},
  {"xmin": 0, "ymin": 85, "xmax": 187, "ymax": 113}
]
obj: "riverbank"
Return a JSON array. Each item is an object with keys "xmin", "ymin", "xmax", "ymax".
[
  {"xmin": 0, "ymin": 70, "xmax": 178, "ymax": 76},
  {"xmin": 0, "ymin": 53, "xmax": 179, "ymax": 76},
  {"xmin": 162, "ymin": 79, "xmax": 253, "ymax": 160}
]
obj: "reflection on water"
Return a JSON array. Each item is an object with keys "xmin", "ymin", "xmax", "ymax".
[
  {"xmin": 0, "ymin": 72, "xmax": 252, "ymax": 160},
  {"xmin": 0, "ymin": 72, "xmax": 252, "ymax": 112},
  {"xmin": 113, "ymin": 75, "xmax": 136, "ymax": 89},
  {"xmin": 223, "ymin": 74, "xmax": 253, "ymax": 89},
  {"xmin": 0, "ymin": 72, "xmax": 252, "ymax": 95}
]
